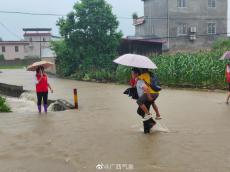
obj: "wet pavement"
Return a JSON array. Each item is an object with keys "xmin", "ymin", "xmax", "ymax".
[{"xmin": 0, "ymin": 69, "xmax": 230, "ymax": 172}]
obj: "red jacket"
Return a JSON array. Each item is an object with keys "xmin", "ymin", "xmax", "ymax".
[
  {"xmin": 129, "ymin": 78, "xmax": 137, "ymax": 87},
  {"xmin": 36, "ymin": 74, "xmax": 49, "ymax": 93}
]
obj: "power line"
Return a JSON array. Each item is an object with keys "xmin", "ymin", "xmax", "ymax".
[
  {"xmin": 1, "ymin": 10, "xmax": 230, "ymax": 21},
  {"xmin": 0, "ymin": 10, "xmax": 229, "ymax": 41},
  {"xmin": 0, "ymin": 10, "xmax": 132, "ymax": 20},
  {"xmin": 0, "ymin": 21, "xmax": 22, "ymax": 40},
  {"xmin": 0, "ymin": 10, "xmax": 64, "ymax": 17}
]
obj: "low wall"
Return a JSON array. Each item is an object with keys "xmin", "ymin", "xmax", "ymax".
[
  {"xmin": 0, "ymin": 58, "xmax": 56, "ymax": 74},
  {"xmin": 0, "ymin": 83, "xmax": 24, "ymax": 97},
  {"xmin": 0, "ymin": 59, "xmax": 38, "ymax": 66}
]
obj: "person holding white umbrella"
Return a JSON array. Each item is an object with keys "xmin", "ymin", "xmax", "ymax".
[{"xmin": 114, "ymin": 54, "xmax": 161, "ymax": 133}]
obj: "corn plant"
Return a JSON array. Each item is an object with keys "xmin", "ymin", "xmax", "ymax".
[{"xmin": 152, "ymin": 50, "xmax": 228, "ymax": 89}]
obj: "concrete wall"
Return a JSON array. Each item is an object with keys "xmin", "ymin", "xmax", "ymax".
[
  {"xmin": 0, "ymin": 83, "xmax": 24, "ymax": 97},
  {"xmin": 168, "ymin": 0, "xmax": 227, "ymax": 50},
  {"xmin": 135, "ymin": 0, "xmax": 168, "ymax": 38},
  {"xmin": 24, "ymin": 35, "xmax": 51, "ymax": 58},
  {"xmin": 135, "ymin": 0, "xmax": 228, "ymax": 51}
]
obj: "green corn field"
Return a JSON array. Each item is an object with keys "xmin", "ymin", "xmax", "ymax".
[
  {"xmin": 152, "ymin": 50, "xmax": 228, "ymax": 89},
  {"xmin": 116, "ymin": 47, "xmax": 229, "ymax": 89}
]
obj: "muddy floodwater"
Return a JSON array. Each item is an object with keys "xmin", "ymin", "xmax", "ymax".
[{"xmin": 0, "ymin": 69, "xmax": 230, "ymax": 172}]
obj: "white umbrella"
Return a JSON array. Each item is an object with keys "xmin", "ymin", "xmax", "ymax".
[
  {"xmin": 113, "ymin": 54, "xmax": 157, "ymax": 69},
  {"xmin": 27, "ymin": 60, "xmax": 54, "ymax": 71},
  {"xmin": 220, "ymin": 51, "xmax": 230, "ymax": 60}
]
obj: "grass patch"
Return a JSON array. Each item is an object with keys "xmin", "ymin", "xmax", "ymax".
[
  {"xmin": 0, "ymin": 96, "xmax": 11, "ymax": 112},
  {"xmin": 0, "ymin": 65, "xmax": 25, "ymax": 69}
]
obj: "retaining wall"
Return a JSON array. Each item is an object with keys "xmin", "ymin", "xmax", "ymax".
[{"xmin": 0, "ymin": 83, "xmax": 24, "ymax": 97}]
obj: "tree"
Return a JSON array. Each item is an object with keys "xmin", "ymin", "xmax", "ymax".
[
  {"xmin": 0, "ymin": 54, "xmax": 4, "ymax": 61},
  {"xmin": 52, "ymin": 0, "xmax": 122, "ymax": 77}
]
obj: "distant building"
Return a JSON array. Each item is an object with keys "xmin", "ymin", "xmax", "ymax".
[
  {"xmin": 0, "ymin": 28, "xmax": 56, "ymax": 60},
  {"xmin": 0, "ymin": 41, "xmax": 29, "ymax": 60},
  {"xmin": 23, "ymin": 28, "xmax": 52, "ymax": 58},
  {"xmin": 133, "ymin": 0, "xmax": 228, "ymax": 51}
]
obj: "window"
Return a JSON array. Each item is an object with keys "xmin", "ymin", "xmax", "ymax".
[
  {"xmin": 177, "ymin": 0, "xmax": 187, "ymax": 8},
  {"xmin": 43, "ymin": 37, "xmax": 46, "ymax": 42},
  {"xmin": 177, "ymin": 24, "xmax": 187, "ymax": 36},
  {"xmin": 15, "ymin": 46, "xmax": 19, "ymax": 52},
  {"xmin": 2, "ymin": 46, "xmax": 5, "ymax": 52},
  {"xmin": 208, "ymin": 0, "xmax": 216, "ymax": 8},
  {"xmin": 207, "ymin": 23, "xmax": 216, "ymax": 34},
  {"xmin": 29, "ymin": 37, "xmax": 32, "ymax": 42}
]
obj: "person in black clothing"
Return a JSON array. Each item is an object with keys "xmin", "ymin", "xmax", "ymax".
[{"xmin": 137, "ymin": 100, "xmax": 156, "ymax": 134}]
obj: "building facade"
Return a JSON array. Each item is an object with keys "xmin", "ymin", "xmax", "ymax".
[
  {"xmin": 134, "ymin": 0, "xmax": 228, "ymax": 51},
  {"xmin": 0, "ymin": 41, "xmax": 29, "ymax": 60},
  {"xmin": 23, "ymin": 28, "xmax": 52, "ymax": 58},
  {"xmin": 0, "ymin": 28, "xmax": 55, "ymax": 60}
]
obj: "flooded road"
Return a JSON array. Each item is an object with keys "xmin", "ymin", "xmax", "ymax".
[{"xmin": 0, "ymin": 69, "xmax": 230, "ymax": 172}]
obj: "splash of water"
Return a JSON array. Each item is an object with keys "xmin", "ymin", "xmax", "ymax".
[
  {"xmin": 151, "ymin": 122, "xmax": 170, "ymax": 133},
  {"xmin": 20, "ymin": 92, "xmax": 37, "ymax": 103},
  {"xmin": 138, "ymin": 121, "xmax": 170, "ymax": 133},
  {"xmin": 6, "ymin": 94, "xmax": 37, "ymax": 113}
]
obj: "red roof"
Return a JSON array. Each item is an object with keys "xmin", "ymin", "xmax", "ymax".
[
  {"xmin": 24, "ymin": 33, "xmax": 52, "ymax": 37},
  {"xmin": 0, "ymin": 41, "xmax": 29, "ymax": 45},
  {"xmin": 23, "ymin": 28, "xmax": 52, "ymax": 32}
]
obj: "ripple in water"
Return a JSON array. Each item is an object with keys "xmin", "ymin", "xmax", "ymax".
[{"xmin": 138, "ymin": 121, "xmax": 170, "ymax": 133}]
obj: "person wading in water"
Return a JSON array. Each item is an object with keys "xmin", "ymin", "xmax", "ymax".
[
  {"xmin": 35, "ymin": 66, "xmax": 53, "ymax": 114},
  {"xmin": 135, "ymin": 69, "xmax": 161, "ymax": 133}
]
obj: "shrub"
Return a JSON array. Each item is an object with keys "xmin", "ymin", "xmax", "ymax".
[
  {"xmin": 0, "ymin": 54, "xmax": 4, "ymax": 61},
  {"xmin": 0, "ymin": 96, "xmax": 11, "ymax": 112}
]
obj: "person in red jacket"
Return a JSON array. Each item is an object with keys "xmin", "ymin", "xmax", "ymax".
[
  {"xmin": 129, "ymin": 69, "xmax": 138, "ymax": 87},
  {"xmin": 35, "ymin": 66, "xmax": 53, "ymax": 113},
  {"xmin": 226, "ymin": 63, "xmax": 230, "ymax": 104}
]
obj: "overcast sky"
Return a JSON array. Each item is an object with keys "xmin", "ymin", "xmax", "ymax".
[{"xmin": 0, "ymin": 0, "xmax": 143, "ymax": 40}]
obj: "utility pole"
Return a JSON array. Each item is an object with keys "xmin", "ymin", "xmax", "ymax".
[
  {"xmin": 40, "ymin": 35, "xmax": 42, "ymax": 60},
  {"xmin": 167, "ymin": 0, "xmax": 169, "ymax": 50}
]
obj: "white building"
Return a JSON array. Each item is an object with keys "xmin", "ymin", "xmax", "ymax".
[
  {"xmin": 23, "ymin": 28, "xmax": 52, "ymax": 58},
  {"xmin": 0, "ymin": 41, "xmax": 29, "ymax": 60},
  {"xmin": 0, "ymin": 28, "xmax": 56, "ymax": 60}
]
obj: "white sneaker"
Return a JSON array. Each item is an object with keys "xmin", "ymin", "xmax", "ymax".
[
  {"xmin": 155, "ymin": 116, "xmax": 162, "ymax": 120},
  {"xmin": 142, "ymin": 114, "xmax": 152, "ymax": 121}
]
